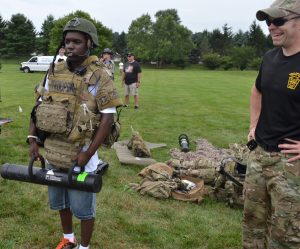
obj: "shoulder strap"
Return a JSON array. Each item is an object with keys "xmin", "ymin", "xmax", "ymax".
[
  {"xmin": 42, "ymin": 69, "xmax": 49, "ymax": 87},
  {"xmin": 116, "ymin": 106, "xmax": 123, "ymax": 123},
  {"xmin": 34, "ymin": 70, "xmax": 49, "ymax": 101}
]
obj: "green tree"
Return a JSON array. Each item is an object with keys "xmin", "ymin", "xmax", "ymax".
[
  {"xmin": 248, "ymin": 57, "xmax": 262, "ymax": 70},
  {"xmin": 199, "ymin": 33, "xmax": 211, "ymax": 57},
  {"xmin": 151, "ymin": 9, "xmax": 194, "ymax": 68},
  {"xmin": 265, "ymin": 34, "xmax": 274, "ymax": 51},
  {"xmin": 230, "ymin": 46, "xmax": 256, "ymax": 70},
  {"xmin": 0, "ymin": 15, "xmax": 7, "ymax": 57},
  {"xmin": 233, "ymin": 30, "xmax": 249, "ymax": 47},
  {"xmin": 209, "ymin": 24, "xmax": 233, "ymax": 56},
  {"xmin": 190, "ymin": 32, "xmax": 202, "ymax": 63},
  {"xmin": 171, "ymin": 25, "xmax": 194, "ymax": 68},
  {"xmin": 248, "ymin": 21, "xmax": 267, "ymax": 56},
  {"xmin": 221, "ymin": 24, "xmax": 233, "ymax": 55},
  {"xmin": 190, "ymin": 31, "xmax": 211, "ymax": 64},
  {"xmin": 221, "ymin": 56, "xmax": 234, "ymax": 70},
  {"xmin": 127, "ymin": 14, "xmax": 153, "ymax": 61},
  {"xmin": 189, "ymin": 47, "xmax": 200, "ymax": 64},
  {"xmin": 36, "ymin": 15, "xmax": 55, "ymax": 55},
  {"xmin": 2, "ymin": 13, "xmax": 36, "ymax": 58},
  {"xmin": 202, "ymin": 52, "xmax": 222, "ymax": 70},
  {"xmin": 48, "ymin": 10, "xmax": 112, "ymax": 56},
  {"xmin": 112, "ymin": 32, "xmax": 127, "ymax": 58},
  {"xmin": 208, "ymin": 28, "xmax": 224, "ymax": 55}
]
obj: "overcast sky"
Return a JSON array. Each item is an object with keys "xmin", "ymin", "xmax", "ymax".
[{"xmin": 1, "ymin": 0, "xmax": 272, "ymax": 35}]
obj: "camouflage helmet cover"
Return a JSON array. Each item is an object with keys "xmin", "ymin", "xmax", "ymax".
[{"xmin": 63, "ymin": 17, "xmax": 99, "ymax": 47}]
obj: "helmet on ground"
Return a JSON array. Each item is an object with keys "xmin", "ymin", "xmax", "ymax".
[
  {"xmin": 63, "ymin": 17, "xmax": 99, "ymax": 47},
  {"xmin": 102, "ymin": 48, "xmax": 113, "ymax": 55}
]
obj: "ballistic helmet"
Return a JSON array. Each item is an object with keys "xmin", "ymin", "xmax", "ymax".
[
  {"xmin": 63, "ymin": 17, "xmax": 99, "ymax": 47},
  {"xmin": 102, "ymin": 48, "xmax": 113, "ymax": 55}
]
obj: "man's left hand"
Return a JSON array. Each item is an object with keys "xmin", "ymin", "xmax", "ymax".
[{"xmin": 278, "ymin": 138, "xmax": 300, "ymax": 162}]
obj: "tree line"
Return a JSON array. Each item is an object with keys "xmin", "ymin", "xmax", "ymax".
[{"xmin": 0, "ymin": 9, "xmax": 272, "ymax": 70}]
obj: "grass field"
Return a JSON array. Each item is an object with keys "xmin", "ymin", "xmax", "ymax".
[{"xmin": 0, "ymin": 63, "xmax": 257, "ymax": 249}]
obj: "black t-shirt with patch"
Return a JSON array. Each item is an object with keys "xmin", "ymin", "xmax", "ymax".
[
  {"xmin": 123, "ymin": 61, "xmax": 141, "ymax": 85},
  {"xmin": 255, "ymin": 47, "xmax": 300, "ymax": 149}
]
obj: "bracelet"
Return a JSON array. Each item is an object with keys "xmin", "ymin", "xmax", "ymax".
[{"xmin": 27, "ymin": 135, "xmax": 38, "ymax": 140}]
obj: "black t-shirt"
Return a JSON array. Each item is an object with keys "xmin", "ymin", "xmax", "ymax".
[
  {"xmin": 123, "ymin": 61, "xmax": 141, "ymax": 85},
  {"xmin": 255, "ymin": 47, "xmax": 300, "ymax": 148}
]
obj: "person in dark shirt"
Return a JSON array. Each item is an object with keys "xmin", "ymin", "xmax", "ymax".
[
  {"xmin": 121, "ymin": 52, "xmax": 142, "ymax": 109},
  {"xmin": 244, "ymin": 1, "xmax": 300, "ymax": 248}
]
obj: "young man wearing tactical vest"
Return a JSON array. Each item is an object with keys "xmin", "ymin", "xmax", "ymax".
[
  {"xmin": 244, "ymin": 0, "xmax": 300, "ymax": 248},
  {"xmin": 28, "ymin": 17, "xmax": 122, "ymax": 249},
  {"xmin": 99, "ymin": 48, "xmax": 115, "ymax": 80}
]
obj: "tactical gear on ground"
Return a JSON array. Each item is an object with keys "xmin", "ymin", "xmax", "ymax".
[
  {"xmin": 128, "ymin": 138, "xmax": 248, "ymax": 207},
  {"xmin": 63, "ymin": 17, "xmax": 99, "ymax": 47},
  {"xmin": 129, "ymin": 163, "xmax": 207, "ymax": 202},
  {"xmin": 178, "ymin": 134, "xmax": 190, "ymax": 152},
  {"xmin": 211, "ymin": 157, "xmax": 246, "ymax": 208},
  {"xmin": 167, "ymin": 158, "xmax": 216, "ymax": 184},
  {"xmin": 131, "ymin": 163, "xmax": 177, "ymax": 199},
  {"xmin": 127, "ymin": 129, "xmax": 151, "ymax": 157},
  {"xmin": 112, "ymin": 140, "xmax": 165, "ymax": 166},
  {"xmin": 168, "ymin": 139, "xmax": 248, "ymax": 208}
]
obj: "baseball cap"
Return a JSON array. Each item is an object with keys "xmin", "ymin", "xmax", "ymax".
[
  {"xmin": 127, "ymin": 52, "xmax": 134, "ymax": 56},
  {"xmin": 256, "ymin": 0, "xmax": 300, "ymax": 21}
]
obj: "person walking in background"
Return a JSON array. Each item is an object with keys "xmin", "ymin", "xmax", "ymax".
[
  {"xmin": 28, "ymin": 17, "xmax": 122, "ymax": 249},
  {"xmin": 54, "ymin": 47, "xmax": 67, "ymax": 63},
  {"xmin": 118, "ymin": 60, "xmax": 124, "ymax": 74},
  {"xmin": 99, "ymin": 48, "xmax": 115, "ymax": 80},
  {"xmin": 244, "ymin": 0, "xmax": 300, "ymax": 248},
  {"xmin": 121, "ymin": 52, "xmax": 142, "ymax": 109}
]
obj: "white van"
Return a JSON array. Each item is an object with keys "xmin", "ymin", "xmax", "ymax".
[{"xmin": 20, "ymin": 56, "xmax": 54, "ymax": 73}]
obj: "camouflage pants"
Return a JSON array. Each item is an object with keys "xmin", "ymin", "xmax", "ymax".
[{"xmin": 243, "ymin": 146, "xmax": 300, "ymax": 249}]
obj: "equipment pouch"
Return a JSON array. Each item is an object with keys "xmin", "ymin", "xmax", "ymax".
[
  {"xmin": 36, "ymin": 103, "xmax": 69, "ymax": 134},
  {"xmin": 103, "ymin": 120, "xmax": 120, "ymax": 148},
  {"xmin": 102, "ymin": 107, "xmax": 122, "ymax": 148},
  {"xmin": 44, "ymin": 135, "xmax": 80, "ymax": 169}
]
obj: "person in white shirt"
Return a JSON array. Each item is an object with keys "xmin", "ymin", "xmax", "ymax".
[{"xmin": 54, "ymin": 47, "xmax": 67, "ymax": 63}]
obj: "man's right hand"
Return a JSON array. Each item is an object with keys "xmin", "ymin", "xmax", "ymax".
[
  {"xmin": 29, "ymin": 139, "xmax": 41, "ymax": 159},
  {"xmin": 248, "ymin": 127, "xmax": 256, "ymax": 141}
]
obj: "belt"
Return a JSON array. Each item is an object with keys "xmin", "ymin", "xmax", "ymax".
[
  {"xmin": 258, "ymin": 142, "xmax": 280, "ymax": 152},
  {"xmin": 247, "ymin": 139, "xmax": 280, "ymax": 152}
]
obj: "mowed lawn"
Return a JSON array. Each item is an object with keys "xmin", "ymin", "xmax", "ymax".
[{"xmin": 0, "ymin": 62, "xmax": 257, "ymax": 249}]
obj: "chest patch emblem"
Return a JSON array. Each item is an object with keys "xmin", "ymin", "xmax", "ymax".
[{"xmin": 287, "ymin": 72, "xmax": 300, "ymax": 90}]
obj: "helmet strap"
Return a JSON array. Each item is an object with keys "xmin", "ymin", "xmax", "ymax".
[{"xmin": 87, "ymin": 39, "xmax": 93, "ymax": 49}]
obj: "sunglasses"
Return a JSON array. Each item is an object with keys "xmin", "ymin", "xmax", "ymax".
[
  {"xmin": 127, "ymin": 55, "xmax": 132, "ymax": 57},
  {"xmin": 266, "ymin": 16, "xmax": 300, "ymax": 27}
]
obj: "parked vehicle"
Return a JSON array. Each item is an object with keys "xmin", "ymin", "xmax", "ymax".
[{"xmin": 20, "ymin": 56, "xmax": 54, "ymax": 73}]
